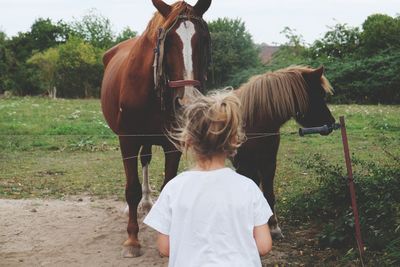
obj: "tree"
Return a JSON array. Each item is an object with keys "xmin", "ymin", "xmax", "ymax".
[
  {"xmin": 310, "ymin": 23, "xmax": 361, "ymax": 59},
  {"xmin": 55, "ymin": 37, "xmax": 103, "ymax": 98},
  {"xmin": 3, "ymin": 31, "xmax": 41, "ymax": 95},
  {"xmin": 361, "ymin": 14, "xmax": 400, "ymax": 54},
  {"xmin": 27, "ymin": 47, "xmax": 59, "ymax": 97},
  {"xmin": 72, "ymin": 9, "xmax": 115, "ymax": 49},
  {"xmin": 325, "ymin": 49, "xmax": 400, "ymax": 104},
  {"xmin": 7, "ymin": 18, "xmax": 69, "ymax": 62},
  {"xmin": 3, "ymin": 18, "xmax": 72, "ymax": 95},
  {"xmin": 30, "ymin": 18, "xmax": 70, "ymax": 52},
  {"xmin": 115, "ymin": 27, "xmax": 137, "ymax": 44},
  {"xmin": 207, "ymin": 18, "xmax": 261, "ymax": 88},
  {"xmin": 0, "ymin": 31, "xmax": 16, "ymax": 93}
]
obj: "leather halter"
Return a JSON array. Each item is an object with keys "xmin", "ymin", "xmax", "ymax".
[
  {"xmin": 153, "ymin": 14, "xmax": 210, "ymax": 109},
  {"xmin": 168, "ymin": 79, "xmax": 201, "ymax": 88}
]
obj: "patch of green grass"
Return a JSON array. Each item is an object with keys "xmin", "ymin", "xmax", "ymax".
[{"xmin": 0, "ymin": 97, "xmax": 399, "ymax": 202}]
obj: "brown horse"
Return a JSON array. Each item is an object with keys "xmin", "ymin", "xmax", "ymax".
[
  {"xmin": 101, "ymin": 0, "xmax": 212, "ymax": 257},
  {"xmin": 233, "ymin": 65, "xmax": 336, "ymax": 239}
]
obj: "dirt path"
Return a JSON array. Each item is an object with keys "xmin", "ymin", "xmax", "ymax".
[{"xmin": 0, "ymin": 198, "xmax": 318, "ymax": 267}]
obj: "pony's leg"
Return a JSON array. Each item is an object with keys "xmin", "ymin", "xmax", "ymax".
[
  {"xmin": 139, "ymin": 145, "xmax": 153, "ymax": 214},
  {"xmin": 161, "ymin": 145, "xmax": 182, "ymax": 189},
  {"xmin": 259, "ymin": 158, "xmax": 284, "ymax": 239},
  {"xmin": 259, "ymin": 137, "xmax": 284, "ymax": 239},
  {"xmin": 119, "ymin": 136, "xmax": 143, "ymax": 258}
]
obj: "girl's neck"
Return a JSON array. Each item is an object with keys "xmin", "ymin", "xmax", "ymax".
[{"xmin": 193, "ymin": 154, "xmax": 227, "ymax": 171}]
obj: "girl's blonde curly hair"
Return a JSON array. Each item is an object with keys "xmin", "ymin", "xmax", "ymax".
[{"xmin": 169, "ymin": 90, "xmax": 246, "ymax": 161}]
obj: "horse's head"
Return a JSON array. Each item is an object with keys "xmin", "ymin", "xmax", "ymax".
[
  {"xmin": 295, "ymin": 66, "xmax": 336, "ymax": 135},
  {"xmin": 152, "ymin": 0, "xmax": 211, "ymax": 110}
]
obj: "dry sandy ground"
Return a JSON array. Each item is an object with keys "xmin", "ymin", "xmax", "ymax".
[{"xmin": 0, "ymin": 198, "xmax": 288, "ymax": 267}]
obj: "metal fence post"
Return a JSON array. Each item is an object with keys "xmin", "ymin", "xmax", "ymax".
[{"xmin": 339, "ymin": 116, "xmax": 364, "ymax": 262}]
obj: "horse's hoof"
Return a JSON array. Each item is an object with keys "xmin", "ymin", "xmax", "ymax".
[
  {"xmin": 122, "ymin": 245, "xmax": 142, "ymax": 258},
  {"xmin": 270, "ymin": 226, "xmax": 284, "ymax": 240}
]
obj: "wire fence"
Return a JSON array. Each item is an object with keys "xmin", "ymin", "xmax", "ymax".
[{"xmin": 1, "ymin": 127, "xmax": 395, "ymax": 178}]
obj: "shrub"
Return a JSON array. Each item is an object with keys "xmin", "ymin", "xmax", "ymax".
[
  {"xmin": 324, "ymin": 48, "xmax": 400, "ymax": 104},
  {"xmin": 55, "ymin": 37, "xmax": 103, "ymax": 98},
  {"xmin": 284, "ymin": 150, "xmax": 400, "ymax": 261}
]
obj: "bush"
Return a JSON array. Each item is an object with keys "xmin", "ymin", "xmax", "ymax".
[
  {"xmin": 55, "ymin": 37, "xmax": 103, "ymax": 98},
  {"xmin": 207, "ymin": 18, "xmax": 261, "ymax": 88},
  {"xmin": 284, "ymin": 150, "xmax": 400, "ymax": 261},
  {"xmin": 324, "ymin": 49, "xmax": 400, "ymax": 104}
]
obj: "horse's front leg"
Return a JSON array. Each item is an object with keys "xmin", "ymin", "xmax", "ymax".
[
  {"xmin": 139, "ymin": 145, "xmax": 154, "ymax": 214},
  {"xmin": 259, "ymin": 137, "xmax": 284, "ymax": 239},
  {"xmin": 259, "ymin": 157, "xmax": 284, "ymax": 239},
  {"xmin": 161, "ymin": 144, "xmax": 182, "ymax": 190},
  {"xmin": 124, "ymin": 145, "xmax": 154, "ymax": 215},
  {"xmin": 119, "ymin": 136, "xmax": 143, "ymax": 257}
]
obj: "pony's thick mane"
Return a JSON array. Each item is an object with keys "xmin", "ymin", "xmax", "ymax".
[
  {"xmin": 237, "ymin": 66, "xmax": 333, "ymax": 128},
  {"xmin": 144, "ymin": 2, "xmax": 196, "ymax": 41}
]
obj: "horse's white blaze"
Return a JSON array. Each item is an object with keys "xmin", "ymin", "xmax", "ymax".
[
  {"xmin": 176, "ymin": 21, "xmax": 195, "ymax": 80},
  {"xmin": 176, "ymin": 21, "xmax": 198, "ymax": 105}
]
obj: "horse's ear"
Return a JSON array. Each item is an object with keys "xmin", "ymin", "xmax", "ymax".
[
  {"xmin": 152, "ymin": 0, "xmax": 172, "ymax": 17},
  {"xmin": 312, "ymin": 66, "xmax": 324, "ymax": 78},
  {"xmin": 194, "ymin": 0, "xmax": 212, "ymax": 16}
]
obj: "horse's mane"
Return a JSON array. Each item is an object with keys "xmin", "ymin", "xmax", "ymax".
[
  {"xmin": 237, "ymin": 65, "xmax": 333, "ymax": 127},
  {"xmin": 144, "ymin": 1, "xmax": 196, "ymax": 41}
]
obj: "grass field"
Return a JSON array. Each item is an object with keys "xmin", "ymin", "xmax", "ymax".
[
  {"xmin": 1, "ymin": 96, "xmax": 399, "ymax": 265},
  {"xmin": 1, "ymin": 96, "xmax": 399, "ymax": 201}
]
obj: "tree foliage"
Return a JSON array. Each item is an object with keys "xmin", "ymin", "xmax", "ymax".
[
  {"xmin": 2, "ymin": 18, "xmax": 71, "ymax": 95},
  {"xmin": 71, "ymin": 9, "xmax": 115, "ymax": 49},
  {"xmin": 27, "ymin": 48, "xmax": 59, "ymax": 95},
  {"xmin": 1, "ymin": 12, "xmax": 400, "ymax": 103},
  {"xmin": 325, "ymin": 49, "xmax": 400, "ymax": 104},
  {"xmin": 30, "ymin": 18, "xmax": 70, "ymax": 52},
  {"xmin": 0, "ymin": 10, "xmax": 137, "ymax": 97},
  {"xmin": 55, "ymin": 37, "xmax": 103, "ymax": 98},
  {"xmin": 361, "ymin": 14, "xmax": 400, "ymax": 54},
  {"xmin": 0, "ymin": 31, "xmax": 15, "ymax": 93},
  {"xmin": 309, "ymin": 23, "xmax": 361, "ymax": 59},
  {"xmin": 207, "ymin": 18, "xmax": 261, "ymax": 88},
  {"xmin": 229, "ymin": 13, "xmax": 400, "ymax": 104},
  {"xmin": 115, "ymin": 27, "xmax": 137, "ymax": 44}
]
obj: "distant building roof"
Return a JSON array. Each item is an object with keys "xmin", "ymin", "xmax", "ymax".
[{"xmin": 259, "ymin": 44, "xmax": 280, "ymax": 63}]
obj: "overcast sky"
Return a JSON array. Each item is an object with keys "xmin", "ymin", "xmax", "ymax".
[{"xmin": 1, "ymin": 0, "xmax": 399, "ymax": 45}]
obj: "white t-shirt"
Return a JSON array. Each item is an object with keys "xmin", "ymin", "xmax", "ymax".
[{"xmin": 143, "ymin": 167, "xmax": 273, "ymax": 267}]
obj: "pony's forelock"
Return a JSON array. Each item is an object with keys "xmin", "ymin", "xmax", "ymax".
[{"xmin": 237, "ymin": 66, "xmax": 333, "ymax": 128}]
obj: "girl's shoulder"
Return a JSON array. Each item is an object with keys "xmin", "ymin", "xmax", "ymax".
[{"xmin": 164, "ymin": 167, "xmax": 258, "ymax": 192}]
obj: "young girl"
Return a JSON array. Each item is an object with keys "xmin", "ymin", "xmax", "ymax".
[{"xmin": 144, "ymin": 91, "xmax": 273, "ymax": 266}]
